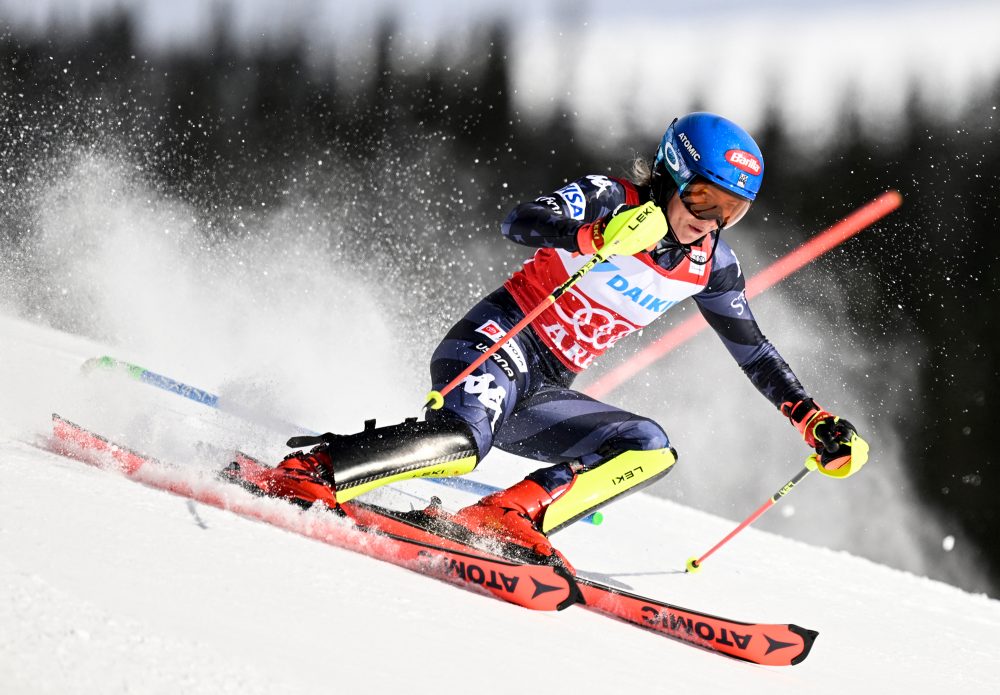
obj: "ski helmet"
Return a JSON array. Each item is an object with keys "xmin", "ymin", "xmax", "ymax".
[{"xmin": 653, "ymin": 112, "xmax": 764, "ymax": 202}]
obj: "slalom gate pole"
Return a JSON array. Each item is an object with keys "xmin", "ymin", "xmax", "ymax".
[
  {"xmin": 584, "ymin": 191, "xmax": 903, "ymax": 400},
  {"xmin": 424, "ymin": 249, "xmax": 610, "ymax": 410},
  {"xmin": 685, "ymin": 458, "xmax": 817, "ymax": 573},
  {"xmin": 81, "ymin": 356, "xmax": 605, "ymax": 525}
]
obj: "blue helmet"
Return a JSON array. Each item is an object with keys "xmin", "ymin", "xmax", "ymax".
[{"xmin": 653, "ymin": 112, "xmax": 764, "ymax": 202}]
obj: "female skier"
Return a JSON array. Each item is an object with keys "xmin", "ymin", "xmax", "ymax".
[{"xmin": 229, "ymin": 112, "xmax": 869, "ymax": 563}]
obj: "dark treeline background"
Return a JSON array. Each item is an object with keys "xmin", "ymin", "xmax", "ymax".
[{"xmin": 2, "ymin": 13, "xmax": 998, "ymax": 590}]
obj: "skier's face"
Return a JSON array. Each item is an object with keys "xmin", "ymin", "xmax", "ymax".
[
  {"xmin": 666, "ymin": 191, "xmax": 719, "ymax": 244},
  {"xmin": 666, "ymin": 179, "xmax": 752, "ymax": 244}
]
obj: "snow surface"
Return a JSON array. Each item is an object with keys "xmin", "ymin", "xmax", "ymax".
[{"xmin": 3, "ymin": 306, "xmax": 1000, "ymax": 694}]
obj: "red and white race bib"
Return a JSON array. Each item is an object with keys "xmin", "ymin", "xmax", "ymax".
[{"xmin": 506, "ymin": 245, "xmax": 712, "ymax": 371}]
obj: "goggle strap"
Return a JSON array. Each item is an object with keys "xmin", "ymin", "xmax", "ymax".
[{"xmin": 686, "ymin": 227, "xmax": 722, "ymax": 266}]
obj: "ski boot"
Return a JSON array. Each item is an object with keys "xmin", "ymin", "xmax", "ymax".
[
  {"xmin": 450, "ymin": 478, "xmax": 575, "ymax": 572},
  {"xmin": 221, "ymin": 447, "xmax": 339, "ymax": 510}
]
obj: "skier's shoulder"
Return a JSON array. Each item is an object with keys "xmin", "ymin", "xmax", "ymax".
[
  {"xmin": 701, "ymin": 234, "xmax": 745, "ymax": 295},
  {"xmin": 542, "ymin": 173, "xmax": 638, "ymax": 212},
  {"xmin": 712, "ymin": 234, "xmax": 740, "ymax": 270}
]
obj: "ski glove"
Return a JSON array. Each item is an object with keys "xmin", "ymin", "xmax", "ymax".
[
  {"xmin": 781, "ymin": 398, "xmax": 869, "ymax": 478},
  {"xmin": 577, "ymin": 202, "xmax": 668, "ymax": 257}
]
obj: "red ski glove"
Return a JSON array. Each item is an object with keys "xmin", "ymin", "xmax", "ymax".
[{"xmin": 780, "ymin": 398, "xmax": 869, "ymax": 478}]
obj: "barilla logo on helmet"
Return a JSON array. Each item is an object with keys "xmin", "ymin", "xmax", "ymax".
[{"xmin": 725, "ymin": 149, "xmax": 762, "ymax": 176}]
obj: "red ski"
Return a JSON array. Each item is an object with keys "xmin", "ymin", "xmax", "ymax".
[
  {"xmin": 224, "ymin": 451, "xmax": 817, "ymax": 664},
  {"xmin": 227, "ymin": 450, "xmax": 569, "ymax": 567},
  {"xmin": 49, "ymin": 414, "xmax": 579, "ymax": 611},
  {"xmin": 576, "ymin": 579, "xmax": 816, "ymax": 666},
  {"xmin": 48, "ymin": 413, "xmax": 818, "ymax": 665}
]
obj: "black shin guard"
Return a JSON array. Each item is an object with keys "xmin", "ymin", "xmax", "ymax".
[{"xmin": 287, "ymin": 418, "xmax": 480, "ymax": 503}]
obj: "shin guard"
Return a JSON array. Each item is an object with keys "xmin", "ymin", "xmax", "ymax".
[
  {"xmin": 288, "ymin": 418, "xmax": 480, "ymax": 504},
  {"xmin": 540, "ymin": 448, "xmax": 677, "ymax": 535}
]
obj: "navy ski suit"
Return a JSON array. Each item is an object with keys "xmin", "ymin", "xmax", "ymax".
[{"xmin": 427, "ymin": 174, "xmax": 809, "ymax": 492}]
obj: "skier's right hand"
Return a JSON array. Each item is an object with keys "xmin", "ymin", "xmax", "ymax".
[
  {"xmin": 581, "ymin": 201, "xmax": 669, "ymax": 257},
  {"xmin": 782, "ymin": 398, "xmax": 870, "ymax": 478}
]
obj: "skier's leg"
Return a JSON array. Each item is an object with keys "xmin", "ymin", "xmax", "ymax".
[
  {"xmin": 231, "ymin": 292, "xmax": 536, "ymax": 507},
  {"xmin": 423, "ymin": 293, "xmax": 537, "ymax": 459},
  {"xmin": 303, "ymin": 418, "xmax": 483, "ymax": 504},
  {"xmin": 452, "ymin": 387, "xmax": 676, "ymax": 551}
]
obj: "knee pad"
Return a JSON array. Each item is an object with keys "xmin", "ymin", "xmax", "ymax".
[
  {"xmin": 586, "ymin": 418, "xmax": 670, "ymax": 466},
  {"xmin": 541, "ymin": 447, "xmax": 678, "ymax": 535}
]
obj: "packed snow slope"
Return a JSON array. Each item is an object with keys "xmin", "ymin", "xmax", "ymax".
[{"xmin": 2, "ymin": 312, "xmax": 1000, "ymax": 693}]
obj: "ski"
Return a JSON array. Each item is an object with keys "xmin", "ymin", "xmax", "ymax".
[
  {"xmin": 48, "ymin": 414, "xmax": 819, "ymax": 665},
  {"xmin": 224, "ymin": 451, "xmax": 815, "ymax": 664},
  {"xmin": 575, "ymin": 578, "xmax": 817, "ymax": 666},
  {"xmin": 49, "ymin": 414, "xmax": 579, "ymax": 611},
  {"xmin": 226, "ymin": 451, "xmax": 568, "ymax": 568}
]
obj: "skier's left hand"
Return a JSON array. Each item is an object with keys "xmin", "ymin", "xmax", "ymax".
[{"xmin": 781, "ymin": 398, "xmax": 869, "ymax": 478}]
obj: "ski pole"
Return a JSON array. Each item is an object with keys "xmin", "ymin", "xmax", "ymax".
[
  {"xmin": 424, "ymin": 249, "xmax": 610, "ymax": 411},
  {"xmin": 80, "ymin": 356, "xmax": 502, "ymax": 492},
  {"xmin": 81, "ymin": 356, "xmax": 303, "ymax": 432},
  {"xmin": 685, "ymin": 456, "xmax": 818, "ymax": 573}
]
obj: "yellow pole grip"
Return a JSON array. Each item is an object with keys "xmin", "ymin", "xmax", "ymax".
[{"xmin": 424, "ymin": 390, "xmax": 445, "ymax": 410}]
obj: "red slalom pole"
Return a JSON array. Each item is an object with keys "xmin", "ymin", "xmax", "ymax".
[
  {"xmin": 685, "ymin": 458, "xmax": 817, "ymax": 573},
  {"xmin": 584, "ymin": 191, "xmax": 903, "ymax": 400}
]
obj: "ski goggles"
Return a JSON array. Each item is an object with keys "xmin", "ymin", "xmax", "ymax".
[{"xmin": 679, "ymin": 179, "xmax": 752, "ymax": 230}]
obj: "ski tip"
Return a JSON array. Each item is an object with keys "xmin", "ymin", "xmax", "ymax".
[
  {"xmin": 788, "ymin": 624, "xmax": 820, "ymax": 665},
  {"xmin": 685, "ymin": 557, "xmax": 702, "ymax": 573}
]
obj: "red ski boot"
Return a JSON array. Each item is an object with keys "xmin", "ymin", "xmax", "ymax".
[
  {"xmin": 224, "ymin": 448, "xmax": 339, "ymax": 510},
  {"xmin": 450, "ymin": 479, "xmax": 574, "ymax": 571}
]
